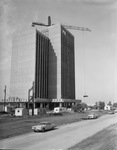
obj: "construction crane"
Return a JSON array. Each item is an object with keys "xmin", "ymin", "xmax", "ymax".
[
  {"xmin": 32, "ymin": 16, "xmax": 90, "ymax": 97},
  {"xmin": 32, "ymin": 16, "xmax": 91, "ymax": 32},
  {"xmin": 62, "ymin": 25, "xmax": 91, "ymax": 32},
  {"xmin": 32, "ymin": 16, "xmax": 51, "ymax": 27}
]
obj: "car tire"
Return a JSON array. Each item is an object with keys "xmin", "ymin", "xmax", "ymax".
[
  {"xmin": 34, "ymin": 130, "xmax": 37, "ymax": 132},
  {"xmin": 42, "ymin": 128, "xmax": 45, "ymax": 132}
]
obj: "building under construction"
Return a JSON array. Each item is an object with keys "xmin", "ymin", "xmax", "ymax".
[{"xmin": 8, "ymin": 18, "xmax": 80, "ymax": 110}]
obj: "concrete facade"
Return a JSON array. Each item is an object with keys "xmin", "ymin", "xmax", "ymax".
[
  {"xmin": 42, "ymin": 24, "xmax": 61, "ymax": 99},
  {"xmin": 41, "ymin": 24, "xmax": 75, "ymax": 100},
  {"xmin": 35, "ymin": 30, "xmax": 50, "ymax": 99},
  {"xmin": 61, "ymin": 26, "xmax": 75, "ymax": 99},
  {"xmin": 10, "ymin": 27, "xmax": 36, "ymax": 100},
  {"xmin": 9, "ymin": 24, "xmax": 76, "ymax": 108}
]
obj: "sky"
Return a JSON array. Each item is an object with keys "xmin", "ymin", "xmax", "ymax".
[{"xmin": 0, "ymin": 0, "xmax": 117, "ymax": 105}]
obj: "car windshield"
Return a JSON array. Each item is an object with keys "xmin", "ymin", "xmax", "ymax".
[
  {"xmin": 39, "ymin": 122, "xmax": 47, "ymax": 125},
  {"xmin": 89, "ymin": 113, "xmax": 95, "ymax": 115}
]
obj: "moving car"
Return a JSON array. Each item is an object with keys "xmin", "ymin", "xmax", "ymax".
[
  {"xmin": 32, "ymin": 122, "xmax": 56, "ymax": 132},
  {"xmin": 87, "ymin": 113, "xmax": 97, "ymax": 119},
  {"xmin": 108, "ymin": 111, "xmax": 114, "ymax": 114}
]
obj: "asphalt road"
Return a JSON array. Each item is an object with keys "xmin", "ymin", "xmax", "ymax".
[{"xmin": 0, "ymin": 114, "xmax": 117, "ymax": 150}]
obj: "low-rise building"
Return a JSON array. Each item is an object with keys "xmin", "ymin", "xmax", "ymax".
[{"xmin": 15, "ymin": 108, "xmax": 27, "ymax": 116}]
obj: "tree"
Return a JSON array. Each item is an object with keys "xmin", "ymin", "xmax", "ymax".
[
  {"xmin": 93, "ymin": 105, "xmax": 98, "ymax": 109},
  {"xmin": 107, "ymin": 101, "xmax": 112, "ymax": 106},
  {"xmin": 81, "ymin": 102, "xmax": 87, "ymax": 109},
  {"xmin": 113, "ymin": 103, "xmax": 117, "ymax": 108},
  {"xmin": 99, "ymin": 101, "xmax": 105, "ymax": 109},
  {"xmin": 72, "ymin": 102, "xmax": 87, "ymax": 112},
  {"xmin": 72, "ymin": 103, "xmax": 82, "ymax": 112}
]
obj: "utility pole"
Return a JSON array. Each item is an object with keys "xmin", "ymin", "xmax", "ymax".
[
  {"xmin": 4, "ymin": 86, "xmax": 6, "ymax": 111},
  {"xmin": 28, "ymin": 89, "xmax": 30, "ymax": 115}
]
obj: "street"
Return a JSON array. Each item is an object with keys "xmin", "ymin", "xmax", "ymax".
[{"xmin": 0, "ymin": 114, "xmax": 117, "ymax": 150}]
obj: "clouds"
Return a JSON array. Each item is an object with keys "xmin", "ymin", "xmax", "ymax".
[
  {"xmin": 0, "ymin": 0, "xmax": 16, "ymax": 61},
  {"xmin": 45, "ymin": 0, "xmax": 117, "ymax": 5},
  {"xmin": 0, "ymin": 0, "xmax": 17, "ymax": 96},
  {"xmin": 82, "ymin": 0, "xmax": 117, "ymax": 5},
  {"xmin": 0, "ymin": 0, "xmax": 41, "ymax": 98}
]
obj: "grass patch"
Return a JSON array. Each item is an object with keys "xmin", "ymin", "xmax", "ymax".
[
  {"xmin": 0, "ymin": 110, "xmax": 106, "ymax": 140},
  {"xmin": 68, "ymin": 123, "xmax": 117, "ymax": 150}
]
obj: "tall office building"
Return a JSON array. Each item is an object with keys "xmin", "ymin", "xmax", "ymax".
[
  {"xmin": 10, "ymin": 24, "xmax": 76, "ymax": 107},
  {"xmin": 42, "ymin": 24, "xmax": 75, "ymax": 100}
]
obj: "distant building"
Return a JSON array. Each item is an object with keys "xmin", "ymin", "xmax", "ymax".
[
  {"xmin": 104, "ymin": 105, "xmax": 112, "ymax": 110},
  {"xmin": 9, "ymin": 24, "xmax": 77, "ymax": 109}
]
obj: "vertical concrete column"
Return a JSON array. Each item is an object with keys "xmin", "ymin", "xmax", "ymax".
[
  {"xmin": 20, "ymin": 103, "xmax": 22, "ymax": 107},
  {"xmin": 64, "ymin": 103, "xmax": 66, "ymax": 108},
  {"xmin": 65, "ymin": 103, "xmax": 67, "ymax": 108},
  {"xmin": 46, "ymin": 103, "xmax": 49, "ymax": 109},
  {"xmin": 33, "ymin": 103, "xmax": 35, "ymax": 108},
  {"xmin": 59, "ymin": 102, "xmax": 62, "ymax": 108},
  {"xmin": 70, "ymin": 103, "xmax": 72, "ymax": 107},
  {"xmin": 40, "ymin": 103, "xmax": 43, "ymax": 108}
]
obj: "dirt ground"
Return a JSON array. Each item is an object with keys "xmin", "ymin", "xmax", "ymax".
[
  {"xmin": 0, "ymin": 112, "xmax": 86, "ymax": 139},
  {"xmin": 69, "ymin": 123, "xmax": 117, "ymax": 150},
  {"xmin": 1, "ymin": 114, "xmax": 117, "ymax": 150}
]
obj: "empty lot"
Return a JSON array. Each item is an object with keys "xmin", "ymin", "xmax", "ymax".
[
  {"xmin": 0, "ymin": 113, "xmax": 117, "ymax": 150},
  {"xmin": 0, "ymin": 111, "xmax": 106, "ymax": 140}
]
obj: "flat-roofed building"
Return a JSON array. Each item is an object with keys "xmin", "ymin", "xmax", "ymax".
[
  {"xmin": 40, "ymin": 24, "xmax": 75, "ymax": 100},
  {"xmin": 9, "ymin": 24, "xmax": 76, "ymax": 109}
]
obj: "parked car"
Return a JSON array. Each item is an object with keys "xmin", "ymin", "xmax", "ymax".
[
  {"xmin": 87, "ymin": 113, "xmax": 97, "ymax": 119},
  {"xmin": 32, "ymin": 122, "xmax": 56, "ymax": 132},
  {"xmin": 47, "ymin": 110, "xmax": 62, "ymax": 116},
  {"xmin": 108, "ymin": 111, "xmax": 114, "ymax": 114},
  {"xmin": 54, "ymin": 107, "xmax": 66, "ymax": 113}
]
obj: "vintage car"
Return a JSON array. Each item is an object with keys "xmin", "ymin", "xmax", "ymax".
[
  {"xmin": 32, "ymin": 122, "xmax": 56, "ymax": 132},
  {"xmin": 87, "ymin": 113, "xmax": 97, "ymax": 119},
  {"xmin": 108, "ymin": 111, "xmax": 115, "ymax": 114}
]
